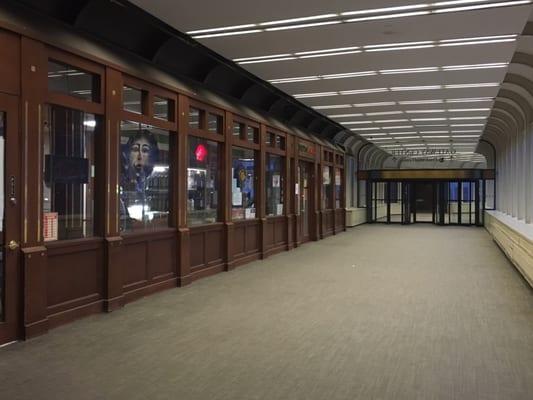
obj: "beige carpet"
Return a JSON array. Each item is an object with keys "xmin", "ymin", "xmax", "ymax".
[{"xmin": 1, "ymin": 225, "xmax": 533, "ymax": 400}]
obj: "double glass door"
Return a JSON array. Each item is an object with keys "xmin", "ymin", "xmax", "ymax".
[
  {"xmin": 370, "ymin": 180, "xmax": 481, "ymax": 226},
  {"xmin": 0, "ymin": 93, "xmax": 21, "ymax": 345}
]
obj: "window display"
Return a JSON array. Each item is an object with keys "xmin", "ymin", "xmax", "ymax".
[
  {"xmin": 43, "ymin": 105, "xmax": 98, "ymax": 240},
  {"xmin": 187, "ymin": 137, "xmax": 220, "ymax": 226},
  {"xmin": 119, "ymin": 121, "xmax": 171, "ymax": 233},
  {"xmin": 231, "ymin": 147, "xmax": 256, "ymax": 220},
  {"xmin": 266, "ymin": 154, "xmax": 284, "ymax": 217},
  {"xmin": 322, "ymin": 165, "xmax": 333, "ymax": 209}
]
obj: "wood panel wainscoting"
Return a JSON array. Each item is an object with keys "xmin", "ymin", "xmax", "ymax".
[
  {"xmin": 46, "ymin": 238, "xmax": 105, "ymax": 329},
  {"xmin": 120, "ymin": 229, "xmax": 178, "ymax": 304},
  {"xmin": 189, "ymin": 223, "xmax": 226, "ymax": 282},
  {"xmin": 321, "ymin": 209, "xmax": 335, "ymax": 238},
  {"xmin": 262, "ymin": 216, "xmax": 288, "ymax": 258},
  {"xmin": 232, "ymin": 219, "xmax": 261, "ymax": 266}
]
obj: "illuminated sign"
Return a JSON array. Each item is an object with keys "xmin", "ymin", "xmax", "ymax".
[
  {"xmin": 195, "ymin": 144, "xmax": 207, "ymax": 162},
  {"xmin": 298, "ymin": 142, "xmax": 315, "ymax": 157}
]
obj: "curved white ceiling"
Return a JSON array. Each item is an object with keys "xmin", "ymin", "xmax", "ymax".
[{"xmin": 131, "ymin": 0, "xmax": 533, "ymax": 163}]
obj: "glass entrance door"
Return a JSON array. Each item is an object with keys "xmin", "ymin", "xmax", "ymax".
[
  {"xmin": 0, "ymin": 94, "xmax": 21, "ymax": 345},
  {"xmin": 298, "ymin": 161, "xmax": 312, "ymax": 242}
]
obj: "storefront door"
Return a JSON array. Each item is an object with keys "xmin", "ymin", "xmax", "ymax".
[
  {"xmin": 0, "ymin": 94, "xmax": 21, "ymax": 345},
  {"xmin": 298, "ymin": 160, "xmax": 312, "ymax": 242}
]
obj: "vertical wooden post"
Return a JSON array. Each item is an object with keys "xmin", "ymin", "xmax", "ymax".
[
  {"xmin": 20, "ymin": 37, "xmax": 49, "ymax": 337},
  {"xmin": 177, "ymin": 94, "xmax": 191, "ymax": 286},
  {"xmin": 259, "ymin": 124, "xmax": 267, "ymax": 258},
  {"xmin": 103, "ymin": 67, "xmax": 124, "ymax": 311},
  {"xmin": 224, "ymin": 111, "xmax": 235, "ymax": 270}
]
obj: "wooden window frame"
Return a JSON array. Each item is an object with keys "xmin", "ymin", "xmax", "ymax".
[
  {"xmin": 122, "ymin": 75, "xmax": 177, "ymax": 131},
  {"xmin": 46, "ymin": 46, "xmax": 105, "ymax": 115}
]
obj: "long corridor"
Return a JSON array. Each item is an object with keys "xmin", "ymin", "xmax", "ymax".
[{"xmin": 1, "ymin": 225, "xmax": 533, "ymax": 400}]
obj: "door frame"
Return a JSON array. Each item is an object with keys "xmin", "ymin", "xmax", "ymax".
[{"xmin": 0, "ymin": 92, "xmax": 22, "ymax": 345}]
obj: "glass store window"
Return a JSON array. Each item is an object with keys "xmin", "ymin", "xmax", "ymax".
[
  {"xmin": 335, "ymin": 168, "xmax": 342, "ymax": 208},
  {"xmin": 189, "ymin": 107, "xmax": 202, "ymax": 129},
  {"xmin": 322, "ymin": 165, "xmax": 333, "ymax": 209},
  {"xmin": 231, "ymin": 147, "xmax": 256, "ymax": 220},
  {"xmin": 123, "ymin": 85, "xmax": 144, "ymax": 114},
  {"xmin": 48, "ymin": 60, "xmax": 100, "ymax": 102},
  {"xmin": 187, "ymin": 137, "xmax": 220, "ymax": 226},
  {"xmin": 119, "ymin": 121, "xmax": 171, "ymax": 233},
  {"xmin": 266, "ymin": 154, "xmax": 284, "ymax": 217},
  {"xmin": 207, "ymin": 113, "xmax": 223, "ymax": 134},
  {"xmin": 42, "ymin": 105, "xmax": 99, "ymax": 241},
  {"xmin": 153, "ymin": 96, "xmax": 172, "ymax": 121}
]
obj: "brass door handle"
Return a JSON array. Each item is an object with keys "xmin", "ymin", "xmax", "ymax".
[{"xmin": 8, "ymin": 240, "xmax": 19, "ymax": 251}]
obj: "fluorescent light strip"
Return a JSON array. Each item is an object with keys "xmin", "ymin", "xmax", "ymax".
[
  {"xmin": 345, "ymin": 10, "xmax": 431, "ymax": 23},
  {"xmin": 295, "ymin": 46, "xmax": 360, "ymax": 56},
  {"xmin": 313, "ymin": 104, "xmax": 352, "ymax": 110},
  {"xmin": 239, "ymin": 57, "xmax": 297, "ymax": 65},
  {"xmin": 239, "ymin": 37, "xmax": 515, "ymax": 65},
  {"xmin": 373, "ymin": 119, "xmax": 410, "ymax": 123},
  {"xmin": 433, "ymin": 0, "xmax": 531, "ymax": 13},
  {"xmin": 339, "ymin": 88, "xmax": 389, "ymax": 95},
  {"xmin": 187, "ymin": 24, "xmax": 258, "ymax": 35},
  {"xmin": 299, "ymin": 50, "xmax": 362, "ymax": 59},
  {"xmin": 193, "ymin": 29, "xmax": 262, "ymax": 39},
  {"xmin": 234, "ymin": 53, "xmax": 293, "ymax": 62},
  {"xmin": 366, "ymin": 111, "xmax": 404, "ymax": 116},
  {"xmin": 354, "ymin": 102, "xmax": 396, "ymax": 107},
  {"xmin": 259, "ymin": 14, "xmax": 339, "ymax": 26},
  {"xmin": 295, "ymin": 82, "xmax": 499, "ymax": 99},
  {"xmin": 191, "ymin": 3, "xmax": 528, "ymax": 39},
  {"xmin": 450, "ymin": 124, "xmax": 485, "ymax": 126},
  {"xmin": 328, "ymin": 113, "xmax": 365, "ymax": 118},
  {"xmin": 341, "ymin": 4, "xmax": 432, "ymax": 16},
  {"xmin": 265, "ymin": 20, "xmax": 341, "ymax": 31},
  {"xmin": 294, "ymin": 92, "xmax": 338, "ymax": 98}
]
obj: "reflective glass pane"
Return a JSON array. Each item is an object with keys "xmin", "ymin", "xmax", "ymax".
[
  {"xmin": 207, "ymin": 113, "xmax": 222, "ymax": 134},
  {"xmin": 48, "ymin": 60, "xmax": 99, "ymax": 102},
  {"xmin": 187, "ymin": 137, "xmax": 220, "ymax": 226},
  {"xmin": 322, "ymin": 166, "xmax": 333, "ymax": 209},
  {"xmin": 232, "ymin": 147, "xmax": 256, "ymax": 220},
  {"xmin": 123, "ymin": 86, "xmax": 143, "ymax": 114},
  {"xmin": 233, "ymin": 122, "xmax": 243, "ymax": 138},
  {"xmin": 189, "ymin": 107, "xmax": 201, "ymax": 129},
  {"xmin": 266, "ymin": 154, "xmax": 284, "ymax": 216},
  {"xmin": 0, "ymin": 112, "xmax": 4, "ymax": 321},
  {"xmin": 335, "ymin": 168, "xmax": 342, "ymax": 208},
  {"xmin": 247, "ymin": 126, "xmax": 258, "ymax": 143},
  {"xmin": 154, "ymin": 96, "xmax": 171, "ymax": 121},
  {"xmin": 119, "ymin": 121, "xmax": 171, "ymax": 233},
  {"xmin": 43, "ymin": 105, "xmax": 98, "ymax": 241}
]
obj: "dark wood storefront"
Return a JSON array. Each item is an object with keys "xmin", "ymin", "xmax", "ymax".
[{"xmin": 0, "ymin": 24, "xmax": 347, "ymax": 344}]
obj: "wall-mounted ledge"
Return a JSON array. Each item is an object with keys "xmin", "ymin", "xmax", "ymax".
[
  {"xmin": 346, "ymin": 208, "xmax": 367, "ymax": 227},
  {"xmin": 485, "ymin": 211, "xmax": 533, "ymax": 288}
]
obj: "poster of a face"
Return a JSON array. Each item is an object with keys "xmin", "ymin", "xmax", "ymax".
[
  {"xmin": 121, "ymin": 129, "xmax": 159, "ymax": 191},
  {"xmin": 119, "ymin": 128, "xmax": 160, "ymax": 230}
]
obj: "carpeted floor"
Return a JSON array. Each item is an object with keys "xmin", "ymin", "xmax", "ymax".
[{"xmin": 1, "ymin": 225, "xmax": 533, "ymax": 400}]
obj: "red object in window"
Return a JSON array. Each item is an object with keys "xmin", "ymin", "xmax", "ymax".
[{"xmin": 195, "ymin": 144, "xmax": 207, "ymax": 162}]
